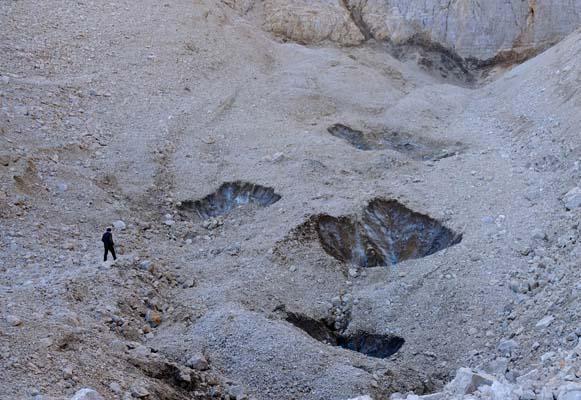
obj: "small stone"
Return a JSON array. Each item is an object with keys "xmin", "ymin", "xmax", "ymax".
[
  {"xmin": 183, "ymin": 278, "xmax": 195, "ymax": 288},
  {"xmin": 70, "ymin": 388, "xmax": 105, "ymax": 400},
  {"xmin": 164, "ymin": 219, "xmax": 175, "ymax": 226},
  {"xmin": 541, "ymin": 351, "xmax": 555, "ymax": 363},
  {"xmin": 228, "ymin": 385, "xmax": 245, "ymax": 399},
  {"xmin": 177, "ymin": 368, "xmax": 192, "ymax": 383},
  {"xmin": 0, "ymin": 154, "xmax": 11, "ymax": 166},
  {"xmin": 531, "ymin": 229, "xmax": 547, "ymax": 241},
  {"xmin": 186, "ymin": 353, "xmax": 208, "ymax": 371},
  {"xmin": 497, "ymin": 339, "xmax": 519, "ymax": 355},
  {"xmin": 57, "ymin": 182, "xmax": 68, "ymax": 192},
  {"xmin": 145, "ymin": 310, "xmax": 162, "ymax": 327},
  {"xmin": 139, "ymin": 260, "xmax": 153, "ymax": 271},
  {"xmin": 109, "ymin": 382, "xmax": 122, "ymax": 394},
  {"xmin": 130, "ymin": 384, "xmax": 149, "ymax": 398},
  {"xmin": 62, "ymin": 366, "xmax": 74, "ymax": 379},
  {"xmin": 518, "ymin": 390, "xmax": 537, "ymax": 400},
  {"xmin": 226, "ymin": 243, "xmax": 241, "ymax": 256},
  {"xmin": 6, "ymin": 315, "xmax": 22, "ymax": 326},
  {"xmin": 113, "ymin": 220, "xmax": 126, "ymax": 230},
  {"xmin": 563, "ymin": 187, "xmax": 581, "ymax": 210},
  {"xmin": 536, "ymin": 315, "xmax": 555, "ymax": 329},
  {"xmin": 566, "ymin": 333, "xmax": 577, "ymax": 342},
  {"xmin": 289, "ymin": 265, "xmax": 297, "ymax": 272}
]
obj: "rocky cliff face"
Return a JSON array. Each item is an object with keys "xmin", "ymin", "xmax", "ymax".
[{"xmin": 228, "ymin": 0, "xmax": 581, "ymax": 62}]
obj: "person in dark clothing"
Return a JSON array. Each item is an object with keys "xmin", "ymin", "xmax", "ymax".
[{"xmin": 102, "ymin": 228, "xmax": 117, "ymax": 262}]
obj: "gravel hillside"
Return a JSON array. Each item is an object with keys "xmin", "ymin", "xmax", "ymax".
[{"xmin": 0, "ymin": 1, "xmax": 579, "ymax": 400}]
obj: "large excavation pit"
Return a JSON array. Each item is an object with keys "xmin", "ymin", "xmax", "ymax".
[
  {"xmin": 179, "ymin": 181, "xmax": 281, "ymax": 220},
  {"xmin": 316, "ymin": 199, "xmax": 462, "ymax": 267},
  {"xmin": 285, "ymin": 312, "xmax": 404, "ymax": 359},
  {"xmin": 327, "ymin": 123, "xmax": 463, "ymax": 161}
]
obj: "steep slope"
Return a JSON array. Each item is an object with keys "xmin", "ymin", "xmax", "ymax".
[{"xmin": 0, "ymin": 1, "xmax": 579, "ymax": 400}]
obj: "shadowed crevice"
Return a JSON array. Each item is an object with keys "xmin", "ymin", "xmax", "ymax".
[
  {"xmin": 327, "ymin": 123, "xmax": 464, "ymax": 161},
  {"xmin": 285, "ymin": 312, "xmax": 404, "ymax": 359},
  {"xmin": 315, "ymin": 199, "xmax": 462, "ymax": 267},
  {"xmin": 178, "ymin": 181, "xmax": 281, "ymax": 220}
]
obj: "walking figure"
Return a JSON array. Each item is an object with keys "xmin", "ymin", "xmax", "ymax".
[{"xmin": 102, "ymin": 228, "xmax": 117, "ymax": 262}]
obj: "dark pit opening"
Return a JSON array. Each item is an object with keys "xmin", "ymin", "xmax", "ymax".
[
  {"xmin": 285, "ymin": 312, "xmax": 404, "ymax": 359},
  {"xmin": 327, "ymin": 123, "xmax": 463, "ymax": 161},
  {"xmin": 178, "ymin": 181, "xmax": 281, "ymax": 220},
  {"xmin": 316, "ymin": 199, "xmax": 461, "ymax": 267}
]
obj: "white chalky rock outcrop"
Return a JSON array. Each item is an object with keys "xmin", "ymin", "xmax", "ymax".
[{"xmin": 227, "ymin": 0, "xmax": 581, "ymax": 61}]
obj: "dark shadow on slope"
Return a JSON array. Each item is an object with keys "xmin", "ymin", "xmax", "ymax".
[
  {"xmin": 327, "ymin": 124, "xmax": 464, "ymax": 161},
  {"xmin": 315, "ymin": 199, "xmax": 462, "ymax": 267},
  {"xmin": 285, "ymin": 312, "xmax": 404, "ymax": 359}
]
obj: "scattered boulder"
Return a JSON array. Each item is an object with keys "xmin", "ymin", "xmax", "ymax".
[
  {"xmin": 130, "ymin": 383, "xmax": 150, "ymax": 398},
  {"xmin": 139, "ymin": 260, "xmax": 153, "ymax": 272},
  {"xmin": 6, "ymin": 315, "xmax": 22, "ymax": 326},
  {"xmin": 108, "ymin": 382, "xmax": 122, "ymax": 394},
  {"xmin": 227, "ymin": 384, "xmax": 246, "ymax": 399},
  {"xmin": 478, "ymin": 357, "xmax": 509, "ymax": 376},
  {"xmin": 446, "ymin": 367, "xmax": 494, "ymax": 395},
  {"xmin": 70, "ymin": 388, "xmax": 104, "ymax": 400},
  {"xmin": 557, "ymin": 383, "xmax": 581, "ymax": 400},
  {"xmin": 113, "ymin": 220, "xmax": 126, "ymax": 230},
  {"xmin": 61, "ymin": 366, "xmax": 74, "ymax": 379},
  {"xmin": 186, "ymin": 353, "xmax": 209, "ymax": 371},
  {"xmin": 497, "ymin": 339, "xmax": 519, "ymax": 356},
  {"xmin": 536, "ymin": 315, "xmax": 555, "ymax": 329},
  {"xmin": 531, "ymin": 229, "xmax": 548, "ymax": 241},
  {"xmin": 145, "ymin": 309, "xmax": 162, "ymax": 328},
  {"xmin": 563, "ymin": 187, "xmax": 581, "ymax": 210}
]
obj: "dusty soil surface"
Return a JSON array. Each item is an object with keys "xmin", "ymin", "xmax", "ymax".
[{"xmin": 1, "ymin": 1, "xmax": 579, "ymax": 399}]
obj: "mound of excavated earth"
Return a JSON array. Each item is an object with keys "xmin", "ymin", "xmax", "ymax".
[{"xmin": 0, "ymin": 1, "xmax": 579, "ymax": 399}]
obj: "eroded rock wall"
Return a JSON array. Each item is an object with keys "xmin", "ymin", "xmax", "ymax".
[
  {"xmin": 345, "ymin": 0, "xmax": 581, "ymax": 61},
  {"xmin": 226, "ymin": 0, "xmax": 581, "ymax": 61}
]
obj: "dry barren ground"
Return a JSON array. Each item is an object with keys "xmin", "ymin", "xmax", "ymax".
[{"xmin": 1, "ymin": 1, "xmax": 580, "ymax": 399}]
